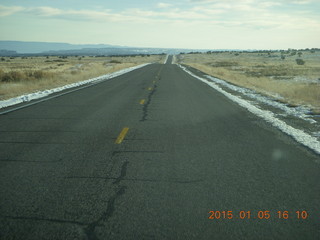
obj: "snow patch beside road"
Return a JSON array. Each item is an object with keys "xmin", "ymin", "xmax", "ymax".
[
  {"xmin": 0, "ymin": 63, "xmax": 150, "ymax": 110},
  {"xmin": 179, "ymin": 64, "xmax": 320, "ymax": 155},
  {"xmin": 205, "ymin": 75, "xmax": 315, "ymax": 124}
]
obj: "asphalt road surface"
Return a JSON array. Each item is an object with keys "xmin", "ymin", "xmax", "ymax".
[{"xmin": 0, "ymin": 56, "xmax": 319, "ymax": 239}]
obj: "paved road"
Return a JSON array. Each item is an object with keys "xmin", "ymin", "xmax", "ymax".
[{"xmin": 0, "ymin": 56, "xmax": 319, "ymax": 239}]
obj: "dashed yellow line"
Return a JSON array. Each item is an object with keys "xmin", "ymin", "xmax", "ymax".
[
  {"xmin": 115, "ymin": 127, "xmax": 129, "ymax": 144},
  {"xmin": 140, "ymin": 99, "xmax": 145, "ymax": 105}
]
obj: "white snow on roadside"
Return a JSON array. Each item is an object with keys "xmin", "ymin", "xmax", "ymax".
[
  {"xmin": 0, "ymin": 63, "xmax": 150, "ymax": 109},
  {"xmin": 179, "ymin": 64, "xmax": 320, "ymax": 155},
  {"xmin": 205, "ymin": 75, "xmax": 316, "ymax": 124}
]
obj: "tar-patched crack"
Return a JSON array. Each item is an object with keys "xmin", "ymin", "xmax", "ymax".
[
  {"xmin": 83, "ymin": 161, "xmax": 129, "ymax": 240},
  {"xmin": 140, "ymin": 85, "xmax": 157, "ymax": 122},
  {"xmin": 113, "ymin": 161, "xmax": 128, "ymax": 184},
  {"xmin": 84, "ymin": 185, "xmax": 127, "ymax": 240}
]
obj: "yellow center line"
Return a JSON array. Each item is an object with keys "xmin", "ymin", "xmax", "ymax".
[
  {"xmin": 140, "ymin": 99, "xmax": 145, "ymax": 105},
  {"xmin": 115, "ymin": 127, "xmax": 129, "ymax": 144},
  {"xmin": 148, "ymin": 87, "xmax": 153, "ymax": 91}
]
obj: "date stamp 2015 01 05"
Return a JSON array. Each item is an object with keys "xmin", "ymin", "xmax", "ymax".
[{"xmin": 208, "ymin": 210, "xmax": 309, "ymax": 220}]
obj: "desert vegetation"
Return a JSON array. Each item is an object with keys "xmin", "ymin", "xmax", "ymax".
[
  {"xmin": 0, "ymin": 54, "xmax": 165, "ymax": 100},
  {"xmin": 178, "ymin": 49, "xmax": 320, "ymax": 112}
]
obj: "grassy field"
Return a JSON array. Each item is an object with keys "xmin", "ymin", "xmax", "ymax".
[
  {"xmin": 178, "ymin": 50, "xmax": 320, "ymax": 112},
  {"xmin": 0, "ymin": 55, "xmax": 165, "ymax": 100}
]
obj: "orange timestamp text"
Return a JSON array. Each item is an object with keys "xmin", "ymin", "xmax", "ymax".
[{"xmin": 208, "ymin": 210, "xmax": 308, "ymax": 220}]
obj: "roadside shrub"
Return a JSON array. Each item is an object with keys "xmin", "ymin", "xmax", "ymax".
[
  {"xmin": 25, "ymin": 70, "xmax": 47, "ymax": 80},
  {"xmin": 52, "ymin": 59, "xmax": 67, "ymax": 63},
  {"xmin": 296, "ymin": 59, "xmax": 305, "ymax": 65},
  {"xmin": 0, "ymin": 71, "xmax": 25, "ymax": 82},
  {"xmin": 110, "ymin": 60, "xmax": 122, "ymax": 64},
  {"xmin": 212, "ymin": 61, "xmax": 239, "ymax": 67},
  {"xmin": 0, "ymin": 69, "xmax": 4, "ymax": 79},
  {"xmin": 33, "ymin": 70, "xmax": 45, "ymax": 79}
]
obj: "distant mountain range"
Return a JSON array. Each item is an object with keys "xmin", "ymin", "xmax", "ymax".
[
  {"xmin": 0, "ymin": 41, "xmax": 208, "ymax": 56},
  {"xmin": 0, "ymin": 41, "xmax": 126, "ymax": 54}
]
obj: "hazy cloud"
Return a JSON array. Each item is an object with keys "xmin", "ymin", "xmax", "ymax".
[
  {"xmin": 157, "ymin": 3, "xmax": 173, "ymax": 8},
  {"xmin": 0, "ymin": 2, "xmax": 318, "ymax": 30},
  {"xmin": 291, "ymin": 0, "xmax": 314, "ymax": 4},
  {"xmin": 0, "ymin": 5, "xmax": 24, "ymax": 17},
  {"xmin": 26, "ymin": 6, "xmax": 63, "ymax": 16}
]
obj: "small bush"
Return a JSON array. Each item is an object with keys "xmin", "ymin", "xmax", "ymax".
[
  {"xmin": 212, "ymin": 61, "xmax": 239, "ymax": 67},
  {"xmin": 23, "ymin": 70, "xmax": 48, "ymax": 80},
  {"xmin": 0, "ymin": 71, "xmax": 25, "ymax": 82},
  {"xmin": 52, "ymin": 59, "xmax": 67, "ymax": 62},
  {"xmin": 110, "ymin": 60, "xmax": 122, "ymax": 64},
  {"xmin": 0, "ymin": 69, "xmax": 4, "ymax": 79},
  {"xmin": 296, "ymin": 59, "xmax": 305, "ymax": 65},
  {"xmin": 33, "ymin": 70, "xmax": 45, "ymax": 79}
]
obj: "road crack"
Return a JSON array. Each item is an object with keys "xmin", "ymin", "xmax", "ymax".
[
  {"xmin": 83, "ymin": 161, "xmax": 129, "ymax": 239},
  {"xmin": 141, "ymin": 85, "xmax": 157, "ymax": 122},
  {"xmin": 84, "ymin": 186, "xmax": 127, "ymax": 240}
]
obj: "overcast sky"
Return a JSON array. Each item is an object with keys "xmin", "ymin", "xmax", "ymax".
[{"xmin": 0, "ymin": 0, "xmax": 319, "ymax": 50}]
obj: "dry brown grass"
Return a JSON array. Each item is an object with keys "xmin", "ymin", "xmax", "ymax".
[
  {"xmin": 0, "ymin": 55, "xmax": 165, "ymax": 100},
  {"xmin": 179, "ymin": 51, "xmax": 320, "ymax": 111}
]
